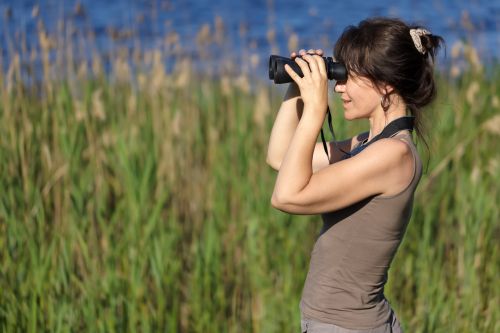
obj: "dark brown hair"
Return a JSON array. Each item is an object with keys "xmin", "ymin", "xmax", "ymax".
[{"xmin": 334, "ymin": 17, "xmax": 444, "ymax": 144}]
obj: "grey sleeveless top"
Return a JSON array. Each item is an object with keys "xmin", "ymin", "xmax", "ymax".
[{"xmin": 300, "ymin": 134, "xmax": 422, "ymax": 329}]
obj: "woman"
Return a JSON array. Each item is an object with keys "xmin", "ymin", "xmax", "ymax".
[{"xmin": 266, "ymin": 18, "xmax": 443, "ymax": 332}]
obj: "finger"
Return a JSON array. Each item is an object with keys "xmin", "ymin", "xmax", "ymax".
[
  {"xmin": 290, "ymin": 51, "xmax": 297, "ymax": 59},
  {"xmin": 315, "ymin": 49, "xmax": 324, "ymax": 56},
  {"xmin": 284, "ymin": 64, "xmax": 302, "ymax": 83},
  {"xmin": 294, "ymin": 56, "xmax": 312, "ymax": 77},
  {"xmin": 313, "ymin": 54, "xmax": 327, "ymax": 77},
  {"xmin": 302, "ymin": 54, "xmax": 320, "ymax": 76},
  {"xmin": 307, "ymin": 49, "xmax": 315, "ymax": 54},
  {"xmin": 298, "ymin": 49, "xmax": 306, "ymax": 56}
]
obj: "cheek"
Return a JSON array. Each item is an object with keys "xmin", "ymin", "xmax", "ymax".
[{"xmin": 354, "ymin": 92, "xmax": 379, "ymax": 110}]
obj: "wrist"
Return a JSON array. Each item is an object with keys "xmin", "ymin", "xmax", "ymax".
[
  {"xmin": 300, "ymin": 108, "xmax": 325, "ymax": 130},
  {"xmin": 303, "ymin": 103, "xmax": 327, "ymax": 119}
]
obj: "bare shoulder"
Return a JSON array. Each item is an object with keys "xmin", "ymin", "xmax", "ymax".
[
  {"xmin": 363, "ymin": 137, "xmax": 412, "ymax": 159},
  {"xmin": 360, "ymin": 137, "xmax": 414, "ymax": 196}
]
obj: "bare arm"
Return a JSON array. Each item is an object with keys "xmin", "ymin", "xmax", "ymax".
[
  {"xmin": 272, "ymin": 138, "xmax": 413, "ymax": 214},
  {"xmin": 266, "ymin": 82, "xmax": 303, "ymax": 169}
]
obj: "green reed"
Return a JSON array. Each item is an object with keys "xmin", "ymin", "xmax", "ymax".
[{"xmin": 0, "ymin": 14, "xmax": 499, "ymax": 333}]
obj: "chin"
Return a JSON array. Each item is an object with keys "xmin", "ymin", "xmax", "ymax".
[
  {"xmin": 343, "ymin": 109, "xmax": 369, "ymax": 121},
  {"xmin": 343, "ymin": 111, "xmax": 357, "ymax": 121}
]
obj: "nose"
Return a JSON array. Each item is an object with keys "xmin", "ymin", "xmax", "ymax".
[{"xmin": 334, "ymin": 81, "xmax": 346, "ymax": 93}]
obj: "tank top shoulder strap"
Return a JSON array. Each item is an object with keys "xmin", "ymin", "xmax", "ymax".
[
  {"xmin": 393, "ymin": 133, "xmax": 417, "ymax": 154},
  {"xmin": 392, "ymin": 132, "xmax": 422, "ymax": 190}
]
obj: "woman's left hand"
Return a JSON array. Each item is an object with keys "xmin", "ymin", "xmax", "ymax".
[{"xmin": 284, "ymin": 52, "xmax": 329, "ymax": 118}]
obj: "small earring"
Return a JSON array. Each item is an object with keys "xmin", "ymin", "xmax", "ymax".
[{"xmin": 381, "ymin": 94, "xmax": 390, "ymax": 111}]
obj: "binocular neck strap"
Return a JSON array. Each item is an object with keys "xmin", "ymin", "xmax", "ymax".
[
  {"xmin": 370, "ymin": 116, "xmax": 415, "ymax": 143},
  {"xmin": 320, "ymin": 106, "xmax": 336, "ymax": 162},
  {"xmin": 320, "ymin": 110, "xmax": 415, "ymax": 161},
  {"xmin": 344, "ymin": 116, "xmax": 415, "ymax": 158}
]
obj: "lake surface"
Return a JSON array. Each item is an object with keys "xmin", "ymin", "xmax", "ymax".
[{"xmin": 1, "ymin": 0, "xmax": 499, "ymax": 75}]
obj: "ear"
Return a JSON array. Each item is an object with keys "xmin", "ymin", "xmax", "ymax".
[{"xmin": 380, "ymin": 83, "xmax": 395, "ymax": 95}]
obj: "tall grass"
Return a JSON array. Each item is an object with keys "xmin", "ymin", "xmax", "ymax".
[{"xmin": 0, "ymin": 11, "xmax": 499, "ymax": 333}]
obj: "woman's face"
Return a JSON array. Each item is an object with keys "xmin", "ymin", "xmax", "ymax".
[{"xmin": 334, "ymin": 74, "xmax": 382, "ymax": 120}]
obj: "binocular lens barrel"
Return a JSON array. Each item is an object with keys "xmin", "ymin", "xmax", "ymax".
[{"xmin": 268, "ymin": 55, "xmax": 347, "ymax": 84}]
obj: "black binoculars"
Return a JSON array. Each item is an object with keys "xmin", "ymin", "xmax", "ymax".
[{"xmin": 268, "ymin": 55, "xmax": 347, "ymax": 84}]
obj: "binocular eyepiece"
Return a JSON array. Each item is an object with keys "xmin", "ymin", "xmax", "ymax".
[{"xmin": 269, "ymin": 55, "xmax": 347, "ymax": 84}]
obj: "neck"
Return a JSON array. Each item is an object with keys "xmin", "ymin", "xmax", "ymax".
[{"xmin": 367, "ymin": 100, "xmax": 407, "ymax": 141}]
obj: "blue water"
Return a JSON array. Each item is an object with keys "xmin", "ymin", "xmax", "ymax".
[{"xmin": 1, "ymin": 0, "xmax": 499, "ymax": 76}]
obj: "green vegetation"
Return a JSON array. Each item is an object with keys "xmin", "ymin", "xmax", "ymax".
[{"xmin": 0, "ymin": 17, "xmax": 499, "ymax": 333}]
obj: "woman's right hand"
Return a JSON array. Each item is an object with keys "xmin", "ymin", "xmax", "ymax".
[
  {"xmin": 285, "ymin": 48, "xmax": 329, "ymax": 114},
  {"xmin": 287, "ymin": 49, "xmax": 324, "ymax": 92}
]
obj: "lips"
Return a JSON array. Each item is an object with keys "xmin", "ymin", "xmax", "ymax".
[
  {"xmin": 340, "ymin": 94, "xmax": 351, "ymax": 103},
  {"xmin": 342, "ymin": 98, "xmax": 352, "ymax": 106}
]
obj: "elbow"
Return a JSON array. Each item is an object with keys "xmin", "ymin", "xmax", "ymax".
[
  {"xmin": 271, "ymin": 187, "xmax": 314, "ymax": 214},
  {"xmin": 271, "ymin": 192, "xmax": 282, "ymax": 210},
  {"xmin": 271, "ymin": 191, "xmax": 291, "ymax": 211}
]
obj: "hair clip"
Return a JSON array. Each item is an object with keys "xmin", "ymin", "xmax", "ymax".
[{"xmin": 409, "ymin": 28, "xmax": 430, "ymax": 54}]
